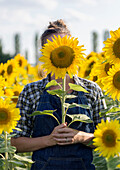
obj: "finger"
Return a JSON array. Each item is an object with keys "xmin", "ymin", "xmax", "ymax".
[
  {"xmin": 57, "ymin": 138, "xmax": 73, "ymax": 145},
  {"xmin": 54, "ymin": 137, "xmax": 72, "ymax": 143},
  {"xmin": 58, "ymin": 127, "xmax": 73, "ymax": 133},
  {"xmin": 52, "ymin": 133, "xmax": 73, "ymax": 138},
  {"xmin": 55, "ymin": 123, "xmax": 67, "ymax": 130},
  {"xmin": 58, "ymin": 142, "xmax": 72, "ymax": 145}
]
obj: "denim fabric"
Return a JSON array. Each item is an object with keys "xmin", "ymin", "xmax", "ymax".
[{"xmin": 31, "ymin": 90, "xmax": 95, "ymax": 170}]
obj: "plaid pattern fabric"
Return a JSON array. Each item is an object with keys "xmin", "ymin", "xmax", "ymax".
[{"xmin": 13, "ymin": 75, "xmax": 106, "ymax": 137}]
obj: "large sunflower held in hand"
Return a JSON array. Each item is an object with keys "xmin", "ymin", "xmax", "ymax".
[
  {"xmin": 0, "ymin": 98, "xmax": 20, "ymax": 134},
  {"xmin": 39, "ymin": 35, "xmax": 85, "ymax": 79},
  {"xmin": 93, "ymin": 119, "xmax": 120, "ymax": 159},
  {"xmin": 103, "ymin": 27, "xmax": 120, "ymax": 63}
]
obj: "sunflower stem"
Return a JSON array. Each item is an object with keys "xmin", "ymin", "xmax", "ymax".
[
  {"xmin": 62, "ymin": 76, "xmax": 66, "ymax": 123},
  {"xmin": 4, "ymin": 131, "xmax": 8, "ymax": 170},
  {"xmin": 106, "ymin": 157, "xmax": 113, "ymax": 170}
]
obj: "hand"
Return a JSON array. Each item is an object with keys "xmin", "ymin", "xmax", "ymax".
[
  {"xmin": 52, "ymin": 125, "xmax": 79, "ymax": 145},
  {"xmin": 48, "ymin": 123, "xmax": 67, "ymax": 146},
  {"xmin": 52, "ymin": 125, "xmax": 94, "ymax": 146}
]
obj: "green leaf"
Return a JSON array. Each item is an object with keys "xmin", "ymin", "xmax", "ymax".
[
  {"xmin": 7, "ymin": 133, "xmax": 19, "ymax": 139},
  {"xmin": 14, "ymin": 127, "xmax": 22, "ymax": 132},
  {"xmin": 67, "ymin": 113, "xmax": 93, "ymax": 126},
  {"xmin": 13, "ymin": 154, "xmax": 34, "ymax": 163},
  {"xmin": 99, "ymin": 106, "xmax": 120, "ymax": 117},
  {"xmin": 0, "ymin": 146, "xmax": 16, "ymax": 153},
  {"xmin": 69, "ymin": 83, "xmax": 89, "ymax": 93},
  {"xmin": 0, "ymin": 137, "xmax": 4, "ymax": 143},
  {"xmin": 0, "ymin": 158, "xmax": 4, "ymax": 168},
  {"xmin": 64, "ymin": 103, "xmax": 90, "ymax": 109},
  {"xmin": 65, "ymin": 95, "xmax": 77, "ymax": 99},
  {"xmin": 8, "ymin": 160, "xmax": 25, "ymax": 167},
  {"xmin": 93, "ymin": 151, "xmax": 107, "ymax": 170},
  {"xmin": 29, "ymin": 110, "xmax": 60, "ymax": 125},
  {"xmin": 45, "ymin": 80, "xmax": 60, "ymax": 89},
  {"xmin": 0, "ymin": 154, "xmax": 4, "ymax": 159},
  {"xmin": 29, "ymin": 110, "xmax": 56, "ymax": 116},
  {"xmin": 107, "ymin": 156, "xmax": 120, "ymax": 170},
  {"xmin": 47, "ymin": 89, "xmax": 63, "ymax": 98}
]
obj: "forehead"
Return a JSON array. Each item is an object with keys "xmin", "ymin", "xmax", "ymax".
[{"xmin": 45, "ymin": 33, "xmax": 67, "ymax": 42}]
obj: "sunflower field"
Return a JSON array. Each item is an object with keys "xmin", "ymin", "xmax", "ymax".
[{"xmin": 1, "ymin": 27, "xmax": 120, "ymax": 169}]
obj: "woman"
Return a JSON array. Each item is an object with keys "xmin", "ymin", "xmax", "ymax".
[{"xmin": 11, "ymin": 19, "xmax": 106, "ymax": 170}]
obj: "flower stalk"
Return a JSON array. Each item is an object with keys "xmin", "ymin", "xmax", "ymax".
[
  {"xmin": 5, "ymin": 131, "xmax": 8, "ymax": 170},
  {"xmin": 61, "ymin": 76, "xmax": 66, "ymax": 123}
]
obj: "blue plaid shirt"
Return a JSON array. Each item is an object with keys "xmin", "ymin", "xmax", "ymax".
[{"xmin": 13, "ymin": 75, "xmax": 106, "ymax": 137}]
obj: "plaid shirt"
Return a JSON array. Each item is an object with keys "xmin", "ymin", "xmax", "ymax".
[{"xmin": 13, "ymin": 75, "xmax": 106, "ymax": 137}]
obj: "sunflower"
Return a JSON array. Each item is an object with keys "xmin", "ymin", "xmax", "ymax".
[
  {"xmin": 0, "ymin": 88, "xmax": 4, "ymax": 97},
  {"xmin": 89, "ymin": 65, "xmax": 98, "ymax": 82},
  {"xmin": 102, "ymin": 27, "xmax": 120, "ymax": 63},
  {"xmin": 86, "ymin": 51, "xmax": 98, "ymax": 60},
  {"xmin": 11, "ymin": 84, "xmax": 24, "ymax": 104},
  {"xmin": 77, "ymin": 59, "xmax": 86, "ymax": 78},
  {"xmin": 0, "ymin": 63, "xmax": 5, "ymax": 77},
  {"xmin": 97, "ymin": 52, "xmax": 106, "ymax": 60},
  {"xmin": 94, "ymin": 59, "xmax": 114, "ymax": 79},
  {"xmin": 93, "ymin": 119, "xmax": 120, "ymax": 159},
  {"xmin": 4, "ymin": 59, "xmax": 19, "ymax": 84},
  {"xmin": 0, "ymin": 76, "xmax": 7, "ymax": 89},
  {"xmin": 4, "ymin": 88, "xmax": 14, "ymax": 98},
  {"xmin": 83, "ymin": 55, "xmax": 98, "ymax": 78},
  {"xmin": 39, "ymin": 35, "xmax": 85, "ymax": 79},
  {"xmin": 14, "ymin": 53, "xmax": 28, "ymax": 68},
  {"xmin": 0, "ymin": 98, "xmax": 20, "ymax": 134},
  {"xmin": 102, "ymin": 63, "xmax": 120, "ymax": 101}
]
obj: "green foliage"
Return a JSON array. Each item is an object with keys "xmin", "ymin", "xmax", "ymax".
[
  {"xmin": 0, "ymin": 132, "xmax": 33, "ymax": 170},
  {"xmin": 45, "ymin": 80, "xmax": 61, "ymax": 89},
  {"xmin": 29, "ymin": 80, "xmax": 92, "ymax": 127},
  {"xmin": 30, "ymin": 110, "xmax": 60, "ymax": 125},
  {"xmin": 69, "ymin": 83, "xmax": 89, "ymax": 93},
  {"xmin": 92, "ymin": 151, "xmax": 107, "ymax": 170}
]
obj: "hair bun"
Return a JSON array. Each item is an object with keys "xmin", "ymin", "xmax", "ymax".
[{"xmin": 48, "ymin": 19, "xmax": 67, "ymax": 29}]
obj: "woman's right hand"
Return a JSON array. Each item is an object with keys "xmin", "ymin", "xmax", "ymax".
[{"xmin": 48, "ymin": 123, "xmax": 67, "ymax": 146}]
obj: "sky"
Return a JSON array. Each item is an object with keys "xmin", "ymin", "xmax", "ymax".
[{"xmin": 0, "ymin": 0, "xmax": 120, "ymax": 64}]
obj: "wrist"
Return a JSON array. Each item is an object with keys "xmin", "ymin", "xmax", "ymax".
[{"xmin": 45, "ymin": 135, "xmax": 56, "ymax": 147}]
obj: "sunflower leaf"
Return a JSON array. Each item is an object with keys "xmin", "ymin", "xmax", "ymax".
[
  {"xmin": 29, "ymin": 110, "xmax": 60, "ymax": 125},
  {"xmin": 47, "ymin": 89, "xmax": 63, "ymax": 98},
  {"xmin": 67, "ymin": 113, "xmax": 93, "ymax": 126},
  {"xmin": 64, "ymin": 103, "xmax": 90, "ymax": 109},
  {"xmin": 65, "ymin": 95, "xmax": 77, "ymax": 99},
  {"xmin": 13, "ymin": 154, "xmax": 34, "ymax": 163},
  {"xmin": 29, "ymin": 110, "xmax": 56, "ymax": 116},
  {"xmin": 0, "ymin": 146, "xmax": 16, "ymax": 153},
  {"xmin": 45, "ymin": 80, "xmax": 61, "ymax": 89},
  {"xmin": 69, "ymin": 83, "xmax": 89, "ymax": 93}
]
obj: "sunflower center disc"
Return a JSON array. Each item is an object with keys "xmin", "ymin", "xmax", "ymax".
[
  {"xmin": 7, "ymin": 65, "xmax": 13, "ymax": 75},
  {"xmin": 113, "ymin": 71, "xmax": 120, "ymax": 90},
  {"xmin": 19, "ymin": 60, "xmax": 22, "ymax": 67},
  {"xmin": 113, "ymin": 38, "xmax": 120, "ymax": 59},
  {"xmin": 12, "ymin": 91, "xmax": 19, "ymax": 103},
  {"xmin": 0, "ymin": 110, "xmax": 8, "ymax": 121},
  {"xmin": 50, "ymin": 46, "xmax": 75, "ymax": 68},
  {"xmin": 104, "ymin": 63, "xmax": 113, "ymax": 75},
  {"xmin": 0, "ymin": 70, "xmax": 5, "ymax": 76},
  {"xmin": 102, "ymin": 130, "xmax": 116, "ymax": 147}
]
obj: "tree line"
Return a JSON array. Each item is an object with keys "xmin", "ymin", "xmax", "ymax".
[{"xmin": 0, "ymin": 30, "xmax": 110, "ymax": 64}]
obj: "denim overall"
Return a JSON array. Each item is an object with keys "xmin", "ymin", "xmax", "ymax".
[{"xmin": 31, "ymin": 90, "xmax": 95, "ymax": 170}]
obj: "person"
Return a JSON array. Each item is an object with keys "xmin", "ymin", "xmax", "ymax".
[{"xmin": 11, "ymin": 19, "xmax": 106, "ymax": 170}]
